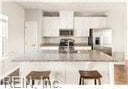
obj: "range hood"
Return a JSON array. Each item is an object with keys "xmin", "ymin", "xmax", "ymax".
[{"xmin": 59, "ymin": 11, "xmax": 74, "ymax": 29}]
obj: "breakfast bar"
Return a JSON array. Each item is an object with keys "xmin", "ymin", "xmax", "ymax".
[{"xmin": 10, "ymin": 50, "xmax": 116, "ymax": 85}]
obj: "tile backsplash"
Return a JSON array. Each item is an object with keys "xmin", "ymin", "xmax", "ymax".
[
  {"xmin": 74, "ymin": 37, "xmax": 88, "ymax": 44},
  {"xmin": 41, "ymin": 37, "xmax": 88, "ymax": 44},
  {"xmin": 42, "ymin": 37, "xmax": 60, "ymax": 44}
]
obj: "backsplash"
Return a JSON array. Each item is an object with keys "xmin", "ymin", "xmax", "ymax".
[
  {"xmin": 41, "ymin": 37, "xmax": 88, "ymax": 44},
  {"xmin": 42, "ymin": 37, "xmax": 60, "ymax": 44},
  {"xmin": 74, "ymin": 37, "xmax": 88, "ymax": 44}
]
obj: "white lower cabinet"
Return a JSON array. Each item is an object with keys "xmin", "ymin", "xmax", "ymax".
[{"xmin": 21, "ymin": 62, "xmax": 109, "ymax": 84}]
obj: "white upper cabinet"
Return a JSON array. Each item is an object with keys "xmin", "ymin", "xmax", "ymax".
[
  {"xmin": 43, "ymin": 17, "xmax": 59, "ymax": 37},
  {"xmin": 42, "ymin": 11, "xmax": 107, "ymax": 37},
  {"xmin": 74, "ymin": 17, "xmax": 90, "ymax": 37},
  {"xmin": 74, "ymin": 17, "xmax": 107, "ymax": 37},
  {"xmin": 89, "ymin": 17, "xmax": 107, "ymax": 28},
  {"xmin": 59, "ymin": 11, "xmax": 74, "ymax": 29}
]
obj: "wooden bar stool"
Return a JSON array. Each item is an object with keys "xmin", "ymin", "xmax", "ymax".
[
  {"xmin": 26, "ymin": 71, "xmax": 51, "ymax": 85},
  {"xmin": 79, "ymin": 70, "xmax": 102, "ymax": 85}
]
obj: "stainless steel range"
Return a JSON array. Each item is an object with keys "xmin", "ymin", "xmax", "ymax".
[{"xmin": 59, "ymin": 38, "xmax": 77, "ymax": 53}]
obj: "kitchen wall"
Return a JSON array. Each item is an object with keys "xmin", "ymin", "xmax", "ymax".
[
  {"xmin": 126, "ymin": 3, "xmax": 128, "ymax": 60},
  {"xmin": 0, "ymin": 1, "xmax": 1, "ymax": 12},
  {"xmin": 126, "ymin": 2, "xmax": 128, "ymax": 84},
  {"xmin": 107, "ymin": 3, "xmax": 127, "ymax": 60},
  {"xmin": 2, "ymin": 2, "xmax": 25, "ymax": 56},
  {"xmin": 0, "ymin": 3, "xmax": 2, "ymax": 75},
  {"xmin": 1, "ymin": 2, "xmax": 25, "ymax": 75}
]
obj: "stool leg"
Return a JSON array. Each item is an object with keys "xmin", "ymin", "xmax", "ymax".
[
  {"xmin": 32, "ymin": 80, "xmax": 34, "ymax": 85},
  {"xmin": 79, "ymin": 77, "xmax": 81, "ymax": 85},
  {"xmin": 82, "ymin": 78, "xmax": 84, "ymax": 85},
  {"xmin": 98, "ymin": 78, "xmax": 101, "ymax": 85},
  {"xmin": 94, "ymin": 79, "xmax": 97, "ymax": 85},
  {"xmin": 48, "ymin": 77, "xmax": 51, "ymax": 86}
]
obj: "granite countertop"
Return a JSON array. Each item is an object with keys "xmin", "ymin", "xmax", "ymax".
[
  {"xmin": 74, "ymin": 43, "xmax": 89, "ymax": 46},
  {"xmin": 40, "ymin": 43, "xmax": 59, "ymax": 46},
  {"xmin": 12, "ymin": 50, "xmax": 116, "ymax": 62},
  {"xmin": 40, "ymin": 43, "xmax": 90, "ymax": 47}
]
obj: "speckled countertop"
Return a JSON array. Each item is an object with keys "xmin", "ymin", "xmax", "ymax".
[
  {"xmin": 40, "ymin": 43, "xmax": 59, "ymax": 46},
  {"xmin": 40, "ymin": 43, "xmax": 89, "ymax": 46},
  {"xmin": 12, "ymin": 50, "xmax": 116, "ymax": 62}
]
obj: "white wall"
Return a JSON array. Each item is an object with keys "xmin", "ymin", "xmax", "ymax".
[
  {"xmin": 1, "ymin": 2, "xmax": 25, "ymax": 75},
  {"xmin": 25, "ymin": 9, "xmax": 42, "ymax": 47},
  {"xmin": 126, "ymin": 2, "xmax": 128, "ymax": 60},
  {"xmin": 107, "ymin": 3, "xmax": 127, "ymax": 60},
  {"xmin": 0, "ymin": 1, "xmax": 2, "ymax": 75},
  {"xmin": 0, "ymin": 1, "xmax": 2, "ymax": 12},
  {"xmin": 2, "ymin": 2, "xmax": 25, "ymax": 56}
]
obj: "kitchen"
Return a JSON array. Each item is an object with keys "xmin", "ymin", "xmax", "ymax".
[
  {"xmin": 36, "ymin": 11, "xmax": 111, "ymax": 54},
  {"xmin": 0, "ymin": 1, "xmax": 128, "ymax": 86}
]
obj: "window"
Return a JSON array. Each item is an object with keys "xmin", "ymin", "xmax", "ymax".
[{"xmin": 0, "ymin": 13, "xmax": 8, "ymax": 58}]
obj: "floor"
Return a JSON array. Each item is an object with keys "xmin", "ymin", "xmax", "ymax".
[{"xmin": 114, "ymin": 64, "xmax": 127, "ymax": 84}]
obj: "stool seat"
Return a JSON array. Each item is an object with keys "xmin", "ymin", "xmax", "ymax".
[
  {"xmin": 26, "ymin": 71, "xmax": 51, "ymax": 85},
  {"xmin": 26, "ymin": 71, "xmax": 50, "ymax": 79},
  {"xmin": 79, "ymin": 70, "xmax": 102, "ymax": 85}
]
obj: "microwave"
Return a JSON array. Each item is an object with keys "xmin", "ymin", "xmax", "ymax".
[{"xmin": 59, "ymin": 30, "xmax": 74, "ymax": 36}]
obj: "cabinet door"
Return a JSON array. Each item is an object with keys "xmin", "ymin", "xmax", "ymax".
[
  {"xmin": 25, "ymin": 21, "xmax": 38, "ymax": 52},
  {"xmin": 59, "ymin": 11, "xmax": 74, "ymax": 29},
  {"xmin": 90, "ymin": 17, "xmax": 107, "ymax": 28},
  {"xmin": 43, "ymin": 17, "xmax": 59, "ymax": 37},
  {"xmin": 74, "ymin": 17, "xmax": 90, "ymax": 37}
]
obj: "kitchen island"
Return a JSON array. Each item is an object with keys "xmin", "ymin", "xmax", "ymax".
[{"xmin": 10, "ymin": 50, "xmax": 117, "ymax": 84}]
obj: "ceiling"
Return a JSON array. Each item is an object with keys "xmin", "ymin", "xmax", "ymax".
[{"xmin": 16, "ymin": 2, "xmax": 126, "ymax": 12}]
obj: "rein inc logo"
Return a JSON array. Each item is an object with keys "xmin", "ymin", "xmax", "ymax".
[{"xmin": 0, "ymin": 76, "xmax": 61, "ymax": 89}]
